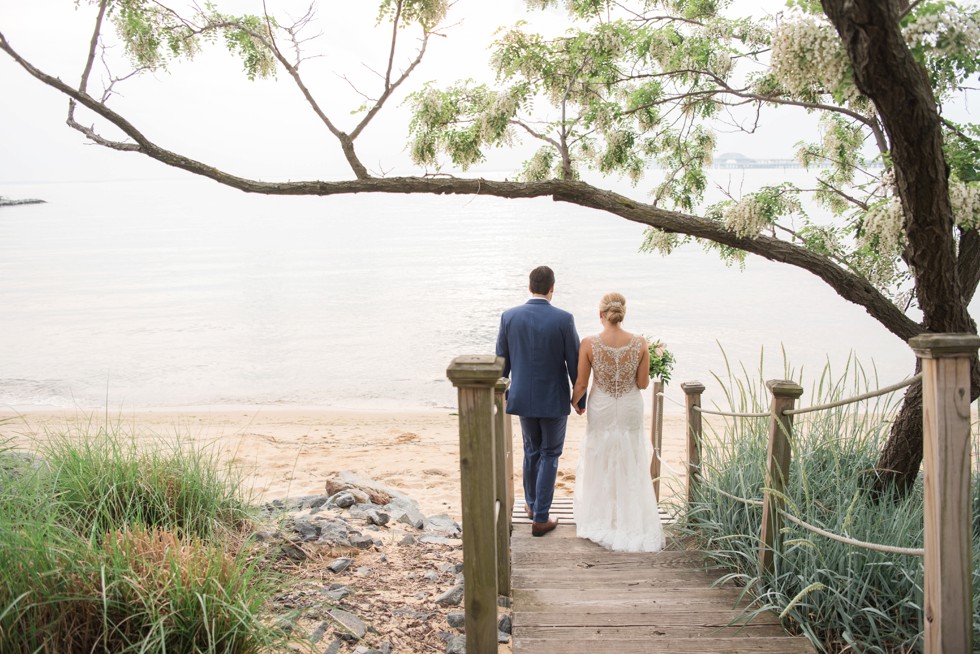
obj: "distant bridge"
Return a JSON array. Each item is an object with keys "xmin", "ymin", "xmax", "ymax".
[
  {"xmin": 712, "ymin": 152, "xmax": 883, "ymax": 170},
  {"xmin": 712, "ymin": 152, "xmax": 804, "ymax": 169}
]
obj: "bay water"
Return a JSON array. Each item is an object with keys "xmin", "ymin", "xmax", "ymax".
[{"xmin": 0, "ymin": 172, "xmax": 937, "ymax": 413}]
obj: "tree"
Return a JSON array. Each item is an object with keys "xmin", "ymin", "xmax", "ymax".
[{"xmin": 1, "ymin": 0, "xmax": 978, "ymax": 494}]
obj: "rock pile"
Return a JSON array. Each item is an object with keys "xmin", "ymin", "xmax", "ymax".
[{"xmin": 258, "ymin": 471, "xmax": 511, "ymax": 654}]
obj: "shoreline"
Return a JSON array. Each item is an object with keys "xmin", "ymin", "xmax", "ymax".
[{"xmin": 0, "ymin": 406, "xmax": 691, "ymax": 522}]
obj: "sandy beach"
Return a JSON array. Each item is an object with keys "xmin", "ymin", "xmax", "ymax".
[{"xmin": 0, "ymin": 407, "xmax": 691, "ymax": 518}]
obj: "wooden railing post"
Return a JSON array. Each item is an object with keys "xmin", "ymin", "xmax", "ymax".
[
  {"xmin": 758, "ymin": 380, "xmax": 804, "ymax": 577},
  {"xmin": 910, "ymin": 334, "xmax": 980, "ymax": 654},
  {"xmin": 650, "ymin": 379, "xmax": 665, "ymax": 499},
  {"xmin": 493, "ymin": 377, "xmax": 512, "ymax": 597},
  {"xmin": 681, "ymin": 381, "xmax": 705, "ymax": 504},
  {"xmin": 447, "ymin": 355, "xmax": 504, "ymax": 654}
]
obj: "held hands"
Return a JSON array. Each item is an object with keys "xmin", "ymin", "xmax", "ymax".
[{"xmin": 572, "ymin": 402, "xmax": 585, "ymax": 416}]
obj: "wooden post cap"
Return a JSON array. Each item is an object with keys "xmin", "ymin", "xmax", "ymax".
[
  {"xmin": 681, "ymin": 381, "xmax": 705, "ymax": 395},
  {"xmin": 766, "ymin": 380, "xmax": 804, "ymax": 399},
  {"xmin": 909, "ymin": 333, "xmax": 980, "ymax": 359},
  {"xmin": 446, "ymin": 355, "xmax": 505, "ymax": 387},
  {"xmin": 494, "ymin": 377, "xmax": 511, "ymax": 392}
]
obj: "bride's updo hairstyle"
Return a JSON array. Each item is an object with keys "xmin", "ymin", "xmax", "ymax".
[{"xmin": 600, "ymin": 292, "xmax": 626, "ymax": 324}]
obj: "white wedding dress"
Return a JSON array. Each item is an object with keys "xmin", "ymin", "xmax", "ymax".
[{"xmin": 574, "ymin": 334, "xmax": 665, "ymax": 552}]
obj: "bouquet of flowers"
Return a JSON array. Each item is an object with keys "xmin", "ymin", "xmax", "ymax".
[{"xmin": 647, "ymin": 338, "xmax": 676, "ymax": 384}]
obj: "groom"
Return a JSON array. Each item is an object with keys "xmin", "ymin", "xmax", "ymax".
[{"xmin": 496, "ymin": 266, "xmax": 583, "ymax": 537}]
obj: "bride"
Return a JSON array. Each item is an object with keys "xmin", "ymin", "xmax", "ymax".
[{"xmin": 571, "ymin": 292, "xmax": 665, "ymax": 552}]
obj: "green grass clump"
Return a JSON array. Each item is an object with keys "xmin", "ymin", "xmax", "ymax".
[
  {"xmin": 678, "ymin": 351, "xmax": 980, "ymax": 653},
  {"xmin": 0, "ymin": 421, "xmax": 290, "ymax": 654}
]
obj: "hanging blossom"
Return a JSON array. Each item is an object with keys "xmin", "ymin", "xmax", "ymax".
[
  {"xmin": 640, "ymin": 227, "xmax": 682, "ymax": 255},
  {"xmin": 722, "ymin": 196, "xmax": 769, "ymax": 238},
  {"xmin": 771, "ymin": 16, "xmax": 858, "ymax": 104},
  {"xmin": 951, "ymin": 179, "xmax": 980, "ymax": 230},
  {"xmin": 859, "ymin": 197, "xmax": 906, "ymax": 257},
  {"xmin": 903, "ymin": 5, "xmax": 980, "ymax": 58}
]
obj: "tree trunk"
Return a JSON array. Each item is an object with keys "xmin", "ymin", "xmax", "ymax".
[{"xmin": 821, "ymin": 0, "xmax": 978, "ymax": 496}]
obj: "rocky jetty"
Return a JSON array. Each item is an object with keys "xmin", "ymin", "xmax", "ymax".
[
  {"xmin": 0, "ymin": 196, "xmax": 45, "ymax": 207},
  {"xmin": 258, "ymin": 471, "xmax": 511, "ymax": 654}
]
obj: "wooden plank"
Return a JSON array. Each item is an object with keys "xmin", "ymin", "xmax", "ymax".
[
  {"xmin": 513, "ymin": 636, "xmax": 816, "ymax": 653},
  {"xmin": 512, "ymin": 550, "xmax": 706, "ymax": 568},
  {"xmin": 493, "ymin": 383, "xmax": 511, "ymax": 596},
  {"xmin": 512, "ymin": 587, "xmax": 762, "ymax": 611},
  {"xmin": 514, "ymin": 610, "xmax": 780, "ymax": 628},
  {"xmin": 515, "ymin": 624, "xmax": 797, "ymax": 640}
]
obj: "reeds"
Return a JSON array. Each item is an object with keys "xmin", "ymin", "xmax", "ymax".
[
  {"xmin": 0, "ymin": 420, "xmax": 291, "ymax": 654},
  {"xmin": 675, "ymin": 350, "xmax": 978, "ymax": 653}
]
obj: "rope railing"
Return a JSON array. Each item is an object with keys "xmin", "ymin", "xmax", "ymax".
[
  {"xmin": 663, "ymin": 333, "xmax": 980, "ymax": 653},
  {"xmin": 699, "ymin": 482, "xmax": 924, "ymax": 556},
  {"xmin": 784, "ymin": 374, "xmax": 922, "ymax": 416}
]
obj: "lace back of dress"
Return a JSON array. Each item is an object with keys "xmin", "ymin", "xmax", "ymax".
[{"xmin": 591, "ymin": 335, "xmax": 643, "ymax": 398}]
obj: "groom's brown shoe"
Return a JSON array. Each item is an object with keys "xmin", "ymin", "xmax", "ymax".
[{"xmin": 531, "ymin": 517, "xmax": 559, "ymax": 537}]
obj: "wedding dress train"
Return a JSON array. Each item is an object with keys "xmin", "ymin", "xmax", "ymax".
[{"xmin": 574, "ymin": 335, "xmax": 665, "ymax": 552}]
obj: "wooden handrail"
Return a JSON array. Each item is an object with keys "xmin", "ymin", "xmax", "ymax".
[
  {"xmin": 448, "ymin": 355, "xmax": 514, "ymax": 654},
  {"xmin": 677, "ymin": 333, "xmax": 980, "ymax": 654}
]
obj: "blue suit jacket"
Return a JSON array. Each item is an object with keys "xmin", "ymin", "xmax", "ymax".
[{"xmin": 496, "ymin": 298, "xmax": 582, "ymax": 418}]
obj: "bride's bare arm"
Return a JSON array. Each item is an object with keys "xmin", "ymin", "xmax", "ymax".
[
  {"xmin": 636, "ymin": 343, "xmax": 650, "ymax": 390},
  {"xmin": 572, "ymin": 337, "xmax": 592, "ymax": 407}
]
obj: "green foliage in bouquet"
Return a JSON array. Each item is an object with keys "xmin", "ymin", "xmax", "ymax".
[{"xmin": 647, "ymin": 339, "xmax": 675, "ymax": 383}]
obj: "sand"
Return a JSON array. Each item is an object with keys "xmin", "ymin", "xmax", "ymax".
[{"xmin": 0, "ymin": 406, "xmax": 691, "ymax": 519}]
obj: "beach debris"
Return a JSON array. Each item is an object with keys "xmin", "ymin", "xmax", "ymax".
[
  {"xmin": 327, "ymin": 557, "xmax": 353, "ymax": 574},
  {"xmin": 320, "ymin": 584, "xmax": 351, "ymax": 601},
  {"xmin": 434, "ymin": 582, "xmax": 465, "ymax": 607},
  {"xmin": 329, "ymin": 608, "xmax": 367, "ymax": 639}
]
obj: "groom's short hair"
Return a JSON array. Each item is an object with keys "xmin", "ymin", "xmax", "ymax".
[{"xmin": 529, "ymin": 266, "xmax": 555, "ymax": 295}]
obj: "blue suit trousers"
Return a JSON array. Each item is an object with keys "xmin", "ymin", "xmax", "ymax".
[{"xmin": 519, "ymin": 416, "xmax": 567, "ymax": 523}]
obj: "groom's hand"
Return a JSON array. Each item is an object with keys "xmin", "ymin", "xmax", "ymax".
[{"xmin": 573, "ymin": 403, "xmax": 585, "ymax": 416}]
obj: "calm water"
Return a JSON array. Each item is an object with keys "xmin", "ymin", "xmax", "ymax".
[{"xmin": 0, "ymin": 174, "xmax": 938, "ymax": 412}]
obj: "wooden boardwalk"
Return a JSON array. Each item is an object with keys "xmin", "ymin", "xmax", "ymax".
[{"xmin": 510, "ymin": 499, "xmax": 816, "ymax": 654}]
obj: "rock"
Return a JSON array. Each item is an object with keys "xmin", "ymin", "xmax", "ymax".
[
  {"xmin": 353, "ymin": 647, "xmax": 380, "ymax": 654},
  {"xmin": 447, "ymin": 611, "xmax": 465, "ymax": 629},
  {"xmin": 366, "ymin": 509, "xmax": 390, "ymax": 526},
  {"xmin": 323, "ymin": 639, "xmax": 343, "ymax": 654},
  {"xmin": 252, "ymin": 530, "xmax": 278, "ymax": 542},
  {"xmin": 434, "ymin": 583, "xmax": 465, "ymax": 607},
  {"xmin": 329, "ymin": 608, "xmax": 367, "ymax": 639},
  {"xmin": 424, "ymin": 514, "xmax": 462, "ymax": 538},
  {"xmin": 355, "ymin": 566, "xmax": 373, "ymax": 577},
  {"xmin": 398, "ymin": 534, "xmax": 417, "ymax": 546},
  {"xmin": 320, "ymin": 584, "xmax": 351, "ymax": 601},
  {"xmin": 288, "ymin": 518, "xmax": 321, "ymax": 542},
  {"xmin": 316, "ymin": 519, "xmax": 352, "ymax": 547},
  {"xmin": 327, "ymin": 557, "xmax": 353, "ymax": 574},
  {"xmin": 498, "ymin": 630, "xmax": 510, "ymax": 644},
  {"xmin": 498, "ymin": 613, "xmax": 512, "ymax": 634},
  {"xmin": 379, "ymin": 642, "xmax": 394, "ymax": 654},
  {"xmin": 423, "ymin": 571, "xmax": 439, "ymax": 582},
  {"xmin": 309, "ymin": 621, "xmax": 330, "ymax": 644},
  {"xmin": 385, "ymin": 496, "xmax": 426, "ymax": 530},
  {"xmin": 441, "ymin": 633, "xmax": 466, "ymax": 654},
  {"xmin": 419, "ymin": 535, "xmax": 457, "ymax": 546},
  {"xmin": 438, "ymin": 562, "xmax": 464, "ymax": 574},
  {"xmin": 330, "ymin": 491, "xmax": 357, "ymax": 509},
  {"xmin": 349, "ymin": 533, "xmax": 375, "ymax": 549},
  {"xmin": 279, "ymin": 542, "xmax": 308, "ymax": 561}
]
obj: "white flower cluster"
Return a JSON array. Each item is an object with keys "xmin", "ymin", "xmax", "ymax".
[
  {"xmin": 951, "ymin": 179, "xmax": 980, "ymax": 230},
  {"xmin": 771, "ymin": 16, "xmax": 857, "ymax": 104},
  {"xmin": 859, "ymin": 197, "xmax": 906, "ymax": 257},
  {"xmin": 903, "ymin": 5, "xmax": 980, "ymax": 59},
  {"xmin": 722, "ymin": 196, "xmax": 768, "ymax": 238},
  {"xmin": 641, "ymin": 228, "xmax": 681, "ymax": 255}
]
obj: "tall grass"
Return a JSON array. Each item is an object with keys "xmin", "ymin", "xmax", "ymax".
[
  {"xmin": 677, "ymin": 350, "xmax": 980, "ymax": 653},
  {"xmin": 0, "ymin": 420, "xmax": 291, "ymax": 654}
]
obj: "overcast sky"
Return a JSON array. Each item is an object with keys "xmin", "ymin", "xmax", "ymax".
[{"xmin": 0, "ymin": 0, "xmax": 924, "ymax": 185}]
